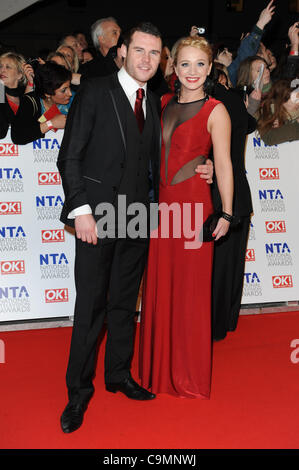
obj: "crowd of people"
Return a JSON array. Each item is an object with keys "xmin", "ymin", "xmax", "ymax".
[
  {"xmin": 0, "ymin": 6, "xmax": 298, "ymax": 145},
  {"xmin": 1, "ymin": 3, "xmax": 299, "ymax": 434}
]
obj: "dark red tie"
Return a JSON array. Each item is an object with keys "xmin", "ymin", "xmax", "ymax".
[{"xmin": 134, "ymin": 88, "xmax": 144, "ymax": 133}]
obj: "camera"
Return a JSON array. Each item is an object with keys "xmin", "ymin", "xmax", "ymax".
[
  {"xmin": 197, "ymin": 27, "xmax": 206, "ymax": 34},
  {"xmin": 26, "ymin": 58, "xmax": 40, "ymax": 70}
]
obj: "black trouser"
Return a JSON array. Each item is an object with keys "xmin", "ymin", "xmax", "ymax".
[
  {"xmin": 65, "ymin": 236, "xmax": 149, "ymax": 405},
  {"xmin": 212, "ymin": 216, "xmax": 250, "ymax": 341}
]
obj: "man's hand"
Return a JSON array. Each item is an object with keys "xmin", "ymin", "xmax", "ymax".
[
  {"xmin": 256, "ymin": 0, "xmax": 275, "ymax": 30},
  {"xmin": 195, "ymin": 158, "xmax": 214, "ymax": 184},
  {"xmin": 75, "ymin": 214, "xmax": 98, "ymax": 245}
]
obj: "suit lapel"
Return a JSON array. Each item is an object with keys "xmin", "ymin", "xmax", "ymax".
[
  {"xmin": 146, "ymin": 91, "xmax": 162, "ymax": 164},
  {"xmin": 108, "ymin": 74, "xmax": 128, "ymax": 153}
]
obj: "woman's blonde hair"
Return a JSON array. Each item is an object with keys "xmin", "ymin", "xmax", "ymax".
[
  {"xmin": 56, "ymin": 45, "xmax": 79, "ymax": 72},
  {"xmin": 173, "ymin": 36, "xmax": 213, "ymax": 66},
  {"xmin": 47, "ymin": 51, "xmax": 72, "ymax": 71},
  {"xmin": 0, "ymin": 51, "xmax": 27, "ymax": 86}
]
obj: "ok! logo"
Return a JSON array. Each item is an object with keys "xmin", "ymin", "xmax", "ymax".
[
  {"xmin": 265, "ymin": 221, "xmax": 286, "ymax": 233},
  {"xmin": 245, "ymin": 249, "xmax": 255, "ymax": 262},
  {"xmin": 259, "ymin": 168, "xmax": 279, "ymax": 180},
  {"xmin": 0, "ymin": 260, "xmax": 25, "ymax": 275},
  {"xmin": 272, "ymin": 275, "xmax": 293, "ymax": 289},
  {"xmin": 0, "ymin": 201, "xmax": 22, "ymax": 215},
  {"xmin": 45, "ymin": 288, "xmax": 68, "ymax": 303}
]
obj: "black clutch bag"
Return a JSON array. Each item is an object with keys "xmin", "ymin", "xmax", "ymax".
[
  {"xmin": 201, "ymin": 211, "xmax": 238, "ymax": 242},
  {"xmin": 201, "ymin": 212, "xmax": 221, "ymax": 242}
]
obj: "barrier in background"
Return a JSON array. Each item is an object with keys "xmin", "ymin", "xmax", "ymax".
[
  {"xmin": 241, "ymin": 132, "xmax": 299, "ymax": 304},
  {"xmin": 0, "ymin": 129, "xmax": 298, "ymax": 323}
]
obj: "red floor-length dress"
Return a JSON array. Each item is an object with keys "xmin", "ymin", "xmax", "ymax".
[{"xmin": 139, "ymin": 93, "xmax": 221, "ymax": 398}]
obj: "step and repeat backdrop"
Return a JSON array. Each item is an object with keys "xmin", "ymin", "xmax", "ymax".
[
  {"xmin": 0, "ymin": 129, "xmax": 298, "ymax": 322},
  {"xmin": 242, "ymin": 132, "xmax": 299, "ymax": 303},
  {"xmin": 0, "ymin": 129, "xmax": 76, "ymax": 322}
]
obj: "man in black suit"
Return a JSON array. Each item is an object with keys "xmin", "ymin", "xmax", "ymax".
[
  {"xmin": 57, "ymin": 21, "xmax": 214, "ymax": 433},
  {"xmin": 57, "ymin": 22, "xmax": 163, "ymax": 434}
]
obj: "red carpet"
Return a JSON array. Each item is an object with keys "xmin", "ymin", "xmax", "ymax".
[{"xmin": 0, "ymin": 311, "xmax": 299, "ymax": 450}]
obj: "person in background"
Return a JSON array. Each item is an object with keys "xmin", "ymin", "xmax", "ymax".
[
  {"xmin": 47, "ymin": 50, "xmax": 81, "ymax": 88},
  {"xmin": 148, "ymin": 40, "xmax": 175, "ymax": 96},
  {"xmin": 256, "ymin": 78, "xmax": 299, "ymax": 145},
  {"xmin": 73, "ymin": 31, "xmax": 89, "ymax": 51},
  {"xmin": 82, "ymin": 47, "xmax": 96, "ymax": 64},
  {"xmin": 0, "ymin": 51, "xmax": 33, "ymax": 138},
  {"xmin": 47, "ymin": 51, "xmax": 72, "ymax": 70},
  {"xmin": 56, "ymin": 44, "xmax": 80, "ymax": 73},
  {"xmin": 57, "ymin": 34, "xmax": 84, "ymax": 65},
  {"xmin": 11, "ymin": 61, "xmax": 72, "ymax": 144},
  {"xmin": 257, "ymin": 41, "xmax": 277, "ymax": 75},
  {"xmin": 274, "ymin": 21, "xmax": 299, "ymax": 80},
  {"xmin": 79, "ymin": 16, "xmax": 121, "ymax": 79},
  {"xmin": 205, "ymin": 64, "xmax": 256, "ymax": 340},
  {"xmin": 236, "ymin": 55, "xmax": 271, "ymax": 117},
  {"xmin": 214, "ymin": 0, "xmax": 275, "ymax": 87},
  {"xmin": 213, "ymin": 62, "xmax": 232, "ymax": 88}
]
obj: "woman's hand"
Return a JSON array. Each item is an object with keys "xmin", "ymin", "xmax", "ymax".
[
  {"xmin": 212, "ymin": 217, "xmax": 230, "ymax": 241},
  {"xmin": 23, "ymin": 63, "xmax": 34, "ymax": 91},
  {"xmin": 51, "ymin": 114, "xmax": 67, "ymax": 129},
  {"xmin": 250, "ymin": 88, "xmax": 262, "ymax": 101},
  {"xmin": 256, "ymin": 0, "xmax": 276, "ymax": 31}
]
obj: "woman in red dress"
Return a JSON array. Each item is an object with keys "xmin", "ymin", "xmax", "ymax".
[{"xmin": 139, "ymin": 36, "xmax": 234, "ymax": 398}]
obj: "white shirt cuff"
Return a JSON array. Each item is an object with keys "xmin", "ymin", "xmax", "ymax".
[{"xmin": 68, "ymin": 204, "xmax": 92, "ymax": 219}]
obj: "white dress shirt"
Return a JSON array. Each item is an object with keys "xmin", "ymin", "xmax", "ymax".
[{"xmin": 68, "ymin": 66, "xmax": 147, "ymax": 219}]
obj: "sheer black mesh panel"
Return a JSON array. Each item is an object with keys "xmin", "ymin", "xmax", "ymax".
[{"xmin": 162, "ymin": 96, "xmax": 209, "ymax": 185}]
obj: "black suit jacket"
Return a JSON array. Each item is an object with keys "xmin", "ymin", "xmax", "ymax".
[
  {"xmin": 57, "ymin": 73, "xmax": 161, "ymax": 228},
  {"xmin": 79, "ymin": 49, "xmax": 119, "ymax": 81}
]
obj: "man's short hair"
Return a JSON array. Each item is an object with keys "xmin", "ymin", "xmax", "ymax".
[
  {"xmin": 90, "ymin": 17, "xmax": 119, "ymax": 49},
  {"xmin": 123, "ymin": 22, "xmax": 162, "ymax": 49}
]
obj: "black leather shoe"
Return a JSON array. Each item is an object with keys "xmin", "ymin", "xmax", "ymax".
[
  {"xmin": 60, "ymin": 401, "xmax": 87, "ymax": 433},
  {"xmin": 106, "ymin": 376, "xmax": 156, "ymax": 400}
]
